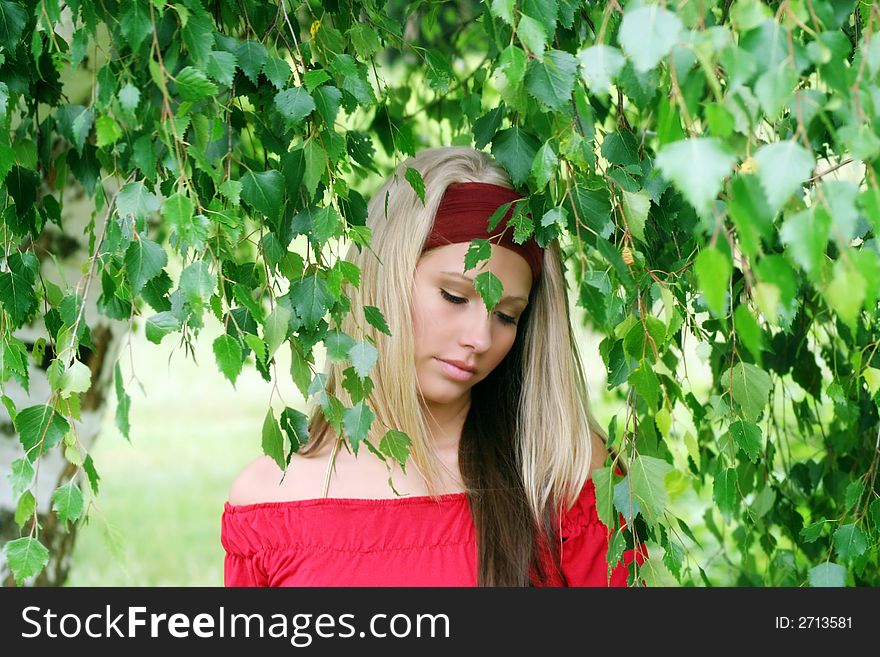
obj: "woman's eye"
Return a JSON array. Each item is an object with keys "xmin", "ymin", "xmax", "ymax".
[
  {"xmin": 439, "ymin": 289, "xmax": 466, "ymax": 304},
  {"xmin": 440, "ymin": 289, "xmax": 518, "ymax": 326}
]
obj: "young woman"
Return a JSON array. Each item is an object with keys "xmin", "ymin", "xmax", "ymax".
[{"xmin": 222, "ymin": 146, "xmax": 644, "ymax": 586}]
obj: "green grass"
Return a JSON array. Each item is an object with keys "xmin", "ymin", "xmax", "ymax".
[{"xmin": 66, "ymin": 320, "xmax": 303, "ymax": 586}]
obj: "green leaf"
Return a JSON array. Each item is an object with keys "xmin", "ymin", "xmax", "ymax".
[
  {"xmin": 313, "ymin": 85, "xmax": 342, "ymax": 126},
  {"xmin": 331, "ymin": 54, "xmax": 374, "ymax": 107},
  {"xmin": 577, "ymin": 45, "xmax": 625, "ymax": 95},
  {"xmin": 3, "ymin": 537, "xmax": 49, "ymax": 585},
  {"xmin": 628, "ymin": 362, "xmax": 660, "ymax": 409},
  {"xmin": 713, "ymin": 467, "xmax": 738, "ymax": 516},
  {"xmin": 261, "ymin": 304, "xmax": 291, "ymax": 360},
  {"xmin": 240, "ymin": 170, "xmax": 284, "ymax": 219},
  {"xmin": 174, "ymin": 66, "xmax": 218, "ymax": 101},
  {"xmin": 236, "ymin": 40, "xmax": 268, "ymax": 84},
  {"xmin": 302, "ymin": 140, "xmax": 326, "ymax": 198},
  {"xmin": 54, "ymin": 105, "xmax": 94, "ymax": 153},
  {"xmin": 213, "ymin": 334, "xmax": 243, "ymax": 385},
  {"xmin": 755, "ymin": 63, "xmax": 798, "ymax": 119},
  {"xmin": 15, "ymin": 490, "xmax": 34, "ymax": 528},
  {"xmin": 206, "ymin": 50, "xmax": 237, "ymax": 86},
  {"xmin": 613, "ymin": 476, "xmax": 640, "ymax": 523},
  {"xmin": 58, "ymin": 359, "xmax": 91, "ymax": 399},
  {"xmin": 722, "ymin": 362, "xmax": 772, "ymax": 422},
  {"xmin": 525, "ymin": 50, "xmax": 578, "ymax": 111},
  {"xmin": 179, "ymin": 260, "xmax": 215, "ymax": 306},
  {"xmin": 800, "ymin": 520, "xmax": 825, "ymax": 543},
  {"xmin": 14, "ymin": 405, "xmax": 70, "ymax": 461},
  {"xmin": 845, "ymin": 480, "xmax": 864, "ymax": 511},
  {"xmin": 274, "ymin": 87, "xmax": 316, "ymax": 126},
  {"xmin": 540, "ymin": 207, "xmax": 567, "ymax": 228},
  {"xmin": 262, "ymin": 407, "xmax": 285, "ymax": 470},
  {"xmin": 733, "ymin": 305, "xmax": 765, "ymax": 362},
  {"xmin": 0, "ymin": 141, "xmax": 14, "ymax": 185},
  {"xmin": 279, "ymin": 406, "xmax": 310, "ymax": 454},
  {"xmin": 629, "ymin": 454, "xmax": 672, "ymax": 527},
  {"xmin": 311, "ymin": 206, "xmax": 341, "ymax": 244},
  {"xmin": 118, "ymin": 84, "xmax": 141, "ymax": 114},
  {"xmin": 364, "ymin": 305, "xmax": 392, "ymax": 336},
  {"xmin": 833, "ymin": 524, "xmax": 867, "ymax": 560},
  {"xmin": 425, "ymin": 49, "xmax": 454, "ymax": 93},
  {"xmin": 620, "ymin": 189, "xmax": 650, "ymax": 243},
  {"xmin": 289, "ymin": 342, "xmax": 313, "ymax": 399},
  {"xmin": 753, "ymin": 140, "xmax": 815, "ymax": 214},
  {"xmin": 655, "ymin": 138, "xmax": 735, "ymax": 216},
  {"xmin": 379, "ymin": 429, "xmax": 412, "ymax": 470},
  {"xmin": 349, "ymin": 340, "xmax": 379, "ymax": 380},
  {"xmin": 290, "ymin": 274, "xmax": 333, "ymax": 328},
  {"xmin": 808, "ymin": 562, "xmax": 846, "ymax": 587},
  {"xmin": 303, "ymin": 69, "xmax": 332, "ymax": 91},
  {"xmin": 474, "ymin": 270, "xmax": 503, "ymax": 312},
  {"xmin": 114, "ymin": 361, "xmax": 131, "ymax": 441},
  {"xmin": 180, "ymin": 1, "xmax": 214, "ymax": 65},
  {"xmin": 9, "ymin": 458, "xmax": 34, "ymax": 499},
  {"xmin": 244, "ymin": 334, "xmax": 266, "ymax": 365},
  {"xmin": 340, "ymin": 401, "xmax": 372, "ymax": 453},
  {"xmin": 823, "ymin": 257, "xmax": 866, "ymax": 329},
  {"xmin": 263, "ymin": 56, "xmax": 292, "ymax": 90},
  {"xmin": 516, "ymin": 14, "xmax": 547, "ymax": 59},
  {"xmin": 117, "ymin": 182, "xmax": 159, "ymax": 219},
  {"xmin": 399, "ymin": 167, "xmax": 425, "ymax": 206},
  {"xmin": 779, "ymin": 207, "xmax": 830, "ymax": 280},
  {"xmin": 729, "ymin": 420, "xmax": 763, "ymax": 462},
  {"xmin": 0, "ymin": 269, "xmax": 38, "ymax": 328},
  {"xmin": 124, "ymin": 237, "xmax": 167, "ymax": 296},
  {"xmin": 490, "ymin": 0, "xmax": 515, "ymax": 25},
  {"xmin": 694, "ymin": 246, "xmax": 731, "ymax": 316},
  {"xmin": 119, "ymin": 0, "xmax": 152, "ymax": 53},
  {"xmin": 161, "ymin": 192, "xmax": 194, "ymax": 234},
  {"xmin": 750, "ymin": 485, "xmax": 776, "ymax": 519},
  {"xmin": 591, "ymin": 466, "xmax": 615, "ymax": 529},
  {"xmin": 218, "ymin": 179, "xmax": 242, "ymax": 205},
  {"xmin": 95, "ymin": 116, "xmax": 122, "ymax": 147},
  {"xmin": 619, "ymin": 5, "xmax": 683, "ymax": 72},
  {"xmin": 473, "ymin": 107, "xmax": 503, "ymax": 150},
  {"xmin": 145, "ymin": 311, "xmax": 181, "ymax": 344},
  {"xmin": 531, "ymin": 142, "xmax": 558, "ymax": 188},
  {"xmin": 326, "ymin": 329, "xmax": 356, "ymax": 361},
  {"xmin": 347, "ymin": 24, "xmax": 381, "ymax": 58},
  {"xmin": 0, "ymin": 81, "xmax": 8, "ymax": 120},
  {"xmin": 491, "ymin": 127, "xmax": 540, "ymax": 188},
  {"xmin": 51, "ymin": 481, "xmax": 84, "ymax": 526}
]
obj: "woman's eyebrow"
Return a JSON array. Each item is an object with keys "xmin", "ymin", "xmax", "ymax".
[{"xmin": 439, "ymin": 271, "xmax": 529, "ymax": 303}]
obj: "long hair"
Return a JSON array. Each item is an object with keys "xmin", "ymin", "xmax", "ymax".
[{"xmin": 298, "ymin": 146, "xmax": 609, "ymax": 585}]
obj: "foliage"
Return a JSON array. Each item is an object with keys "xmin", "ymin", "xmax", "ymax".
[{"xmin": 1, "ymin": 0, "xmax": 879, "ymax": 587}]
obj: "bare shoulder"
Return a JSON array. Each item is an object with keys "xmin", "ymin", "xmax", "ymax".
[
  {"xmin": 228, "ymin": 454, "xmax": 328, "ymax": 506},
  {"xmin": 589, "ymin": 430, "xmax": 610, "ymax": 476},
  {"xmin": 227, "ymin": 455, "xmax": 285, "ymax": 506}
]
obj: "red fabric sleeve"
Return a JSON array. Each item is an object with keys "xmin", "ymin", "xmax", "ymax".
[
  {"xmin": 224, "ymin": 552, "xmax": 269, "ymax": 587},
  {"xmin": 556, "ymin": 477, "xmax": 649, "ymax": 587}
]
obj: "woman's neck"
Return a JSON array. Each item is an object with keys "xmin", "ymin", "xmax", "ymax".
[{"xmin": 421, "ymin": 395, "xmax": 470, "ymax": 454}]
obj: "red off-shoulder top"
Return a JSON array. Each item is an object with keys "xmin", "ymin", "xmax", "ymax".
[{"xmin": 221, "ymin": 478, "xmax": 646, "ymax": 587}]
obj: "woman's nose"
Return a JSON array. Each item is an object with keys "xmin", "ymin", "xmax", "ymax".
[{"xmin": 458, "ymin": 306, "xmax": 493, "ymax": 352}]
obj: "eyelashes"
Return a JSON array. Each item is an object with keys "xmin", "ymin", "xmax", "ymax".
[{"xmin": 439, "ymin": 289, "xmax": 518, "ymax": 326}]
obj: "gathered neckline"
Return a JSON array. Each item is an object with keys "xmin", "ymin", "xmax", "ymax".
[
  {"xmin": 224, "ymin": 491, "xmax": 469, "ymax": 512},
  {"xmin": 224, "ymin": 478, "xmax": 598, "ymax": 513}
]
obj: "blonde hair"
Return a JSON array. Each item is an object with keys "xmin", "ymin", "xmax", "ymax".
[{"xmin": 299, "ymin": 146, "xmax": 609, "ymax": 583}]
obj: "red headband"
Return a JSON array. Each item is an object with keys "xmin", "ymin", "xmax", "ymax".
[{"xmin": 421, "ymin": 182, "xmax": 544, "ymax": 282}]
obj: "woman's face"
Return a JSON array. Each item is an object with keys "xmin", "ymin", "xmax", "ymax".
[{"xmin": 411, "ymin": 242, "xmax": 533, "ymax": 407}]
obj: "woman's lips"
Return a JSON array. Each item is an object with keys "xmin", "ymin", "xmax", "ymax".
[{"xmin": 435, "ymin": 358, "xmax": 476, "ymax": 381}]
